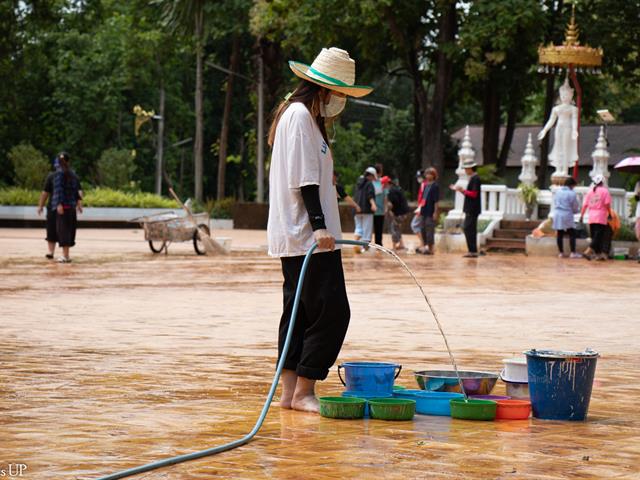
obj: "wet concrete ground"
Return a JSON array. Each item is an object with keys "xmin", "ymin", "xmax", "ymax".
[{"xmin": 1, "ymin": 228, "xmax": 639, "ymax": 479}]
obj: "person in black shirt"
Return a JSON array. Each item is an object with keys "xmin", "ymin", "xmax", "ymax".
[
  {"xmin": 333, "ymin": 172, "xmax": 360, "ymax": 212},
  {"xmin": 419, "ymin": 167, "xmax": 440, "ymax": 255},
  {"xmin": 37, "ymin": 166, "xmax": 58, "ymax": 259},
  {"xmin": 353, "ymin": 167, "xmax": 377, "ymax": 252},
  {"xmin": 382, "ymin": 176, "xmax": 410, "ymax": 250},
  {"xmin": 450, "ymin": 159, "xmax": 482, "ymax": 257}
]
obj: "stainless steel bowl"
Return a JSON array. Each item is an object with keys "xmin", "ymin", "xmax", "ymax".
[{"xmin": 414, "ymin": 370, "xmax": 499, "ymax": 396}]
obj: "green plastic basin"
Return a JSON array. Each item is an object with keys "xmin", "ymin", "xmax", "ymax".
[
  {"xmin": 368, "ymin": 398, "xmax": 416, "ymax": 421},
  {"xmin": 319, "ymin": 396, "xmax": 366, "ymax": 419},
  {"xmin": 450, "ymin": 398, "xmax": 497, "ymax": 421}
]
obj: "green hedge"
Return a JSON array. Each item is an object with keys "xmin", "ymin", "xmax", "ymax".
[{"xmin": 0, "ymin": 187, "xmax": 178, "ymax": 209}]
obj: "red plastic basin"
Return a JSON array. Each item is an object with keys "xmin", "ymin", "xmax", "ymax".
[{"xmin": 495, "ymin": 399, "xmax": 531, "ymax": 420}]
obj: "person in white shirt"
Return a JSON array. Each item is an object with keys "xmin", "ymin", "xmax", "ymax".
[{"xmin": 267, "ymin": 47, "xmax": 372, "ymax": 413}]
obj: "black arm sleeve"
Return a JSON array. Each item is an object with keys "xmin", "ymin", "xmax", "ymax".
[{"xmin": 300, "ymin": 184, "xmax": 327, "ymax": 231}]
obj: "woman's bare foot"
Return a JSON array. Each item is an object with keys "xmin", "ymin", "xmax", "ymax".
[
  {"xmin": 290, "ymin": 376, "xmax": 319, "ymax": 413},
  {"xmin": 291, "ymin": 394, "xmax": 320, "ymax": 413},
  {"xmin": 277, "ymin": 369, "xmax": 298, "ymax": 409}
]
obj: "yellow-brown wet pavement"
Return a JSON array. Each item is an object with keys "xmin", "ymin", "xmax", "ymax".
[{"xmin": 1, "ymin": 229, "xmax": 639, "ymax": 479}]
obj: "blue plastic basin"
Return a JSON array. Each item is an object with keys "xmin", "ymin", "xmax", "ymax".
[{"xmin": 394, "ymin": 390, "xmax": 465, "ymax": 416}]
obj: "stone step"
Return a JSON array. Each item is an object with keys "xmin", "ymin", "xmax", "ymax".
[
  {"xmin": 485, "ymin": 238, "xmax": 527, "ymax": 252},
  {"xmin": 500, "ymin": 219, "xmax": 539, "ymax": 230},
  {"xmin": 494, "ymin": 229, "xmax": 530, "ymax": 239}
]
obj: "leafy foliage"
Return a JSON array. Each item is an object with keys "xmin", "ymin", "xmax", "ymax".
[
  {"xmin": 0, "ymin": 187, "xmax": 41, "ymax": 206},
  {"xmin": 97, "ymin": 148, "xmax": 137, "ymax": 190},
  {"xmin": 518, "ymin": 183, "xmax": 540, "ymax": 206},
  {"xmin": 7, "ymin": 144, "xmax": 50, "ymax": 190}
]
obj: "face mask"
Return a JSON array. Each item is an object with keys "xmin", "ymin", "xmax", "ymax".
[{"xmin": 320, "ymin": 95, "xmax": 346, "ymax": 117}]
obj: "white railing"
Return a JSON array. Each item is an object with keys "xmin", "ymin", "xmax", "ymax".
[
  {"xmin": 472, "ymin": 185, "xmax": 633, "ymax": 223},
  {"xmin": 550, "ymin": 186, "xmax": 633, "ymax": 221},
  {"xmin": 479, "ymin": 185, "xmax": 537, "ymax": 221}
]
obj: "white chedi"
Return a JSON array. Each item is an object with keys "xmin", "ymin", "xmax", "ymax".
[
  {"xmin": 518, "ymin": 133, "xmax": 538, "ymax": 186},
  {"xmin": 454, "ymin": 126, "xmax": 475, "ymax": 211},
  {"xmin": 537, "ymin": 77, "xmax": 579, "ymax": 178},
  {"xmin": 589, "ymin": 126, "xmax": 610, "ymax": 186}
]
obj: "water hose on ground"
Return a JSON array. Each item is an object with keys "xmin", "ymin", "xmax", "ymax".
[{"xmin": 95, "ymin": 239, "xmax": 464, "ymax": 480}]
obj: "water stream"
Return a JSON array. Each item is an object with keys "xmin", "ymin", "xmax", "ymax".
[{"xmin": 365, "ymin": 243, "xmax": 468, "ymax": 400}]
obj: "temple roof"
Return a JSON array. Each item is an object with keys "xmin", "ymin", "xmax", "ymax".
[{"xmin": 450, "ymin": 124, "xmax": 640, "ymax": 167}]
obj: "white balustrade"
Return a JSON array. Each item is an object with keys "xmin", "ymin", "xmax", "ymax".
[{"xmin": 451, "ymin": 183, "xmax": 634, "ymax": 224}]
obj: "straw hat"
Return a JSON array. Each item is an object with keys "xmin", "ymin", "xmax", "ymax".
[
  {"xmin": 462, "ymin": 159, "xmax": 478, "ymax": 169},
  {"xmin": 289, "ymin": 47, "xmax": 373, "ymax": 98}
]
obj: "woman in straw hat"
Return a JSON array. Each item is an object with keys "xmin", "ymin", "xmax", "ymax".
[{"xmin": 267, "ymin": 47, "xmax": 372, "ymax": 412}]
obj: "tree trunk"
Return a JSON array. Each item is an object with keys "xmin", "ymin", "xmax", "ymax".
[
  {"xmin": 482, "ymin": 78, "xmax": 501, "ymax": 167},
  {"xmin": 538, "ymin": 73, "xmax": 555, "ymax": 189},
  {"xmin": 217, "ymin": 34, "xmax": 240, "ymax": 200},
  {"xmin": 193, "ymin": 6, "xmax": 204, "ymax": 202},
  {"xmin": 385, "ymin": 8, "xmax": 424, "ymax": 192},
  {"xmin": 497, "ymin": 94, "xmax": 518, "ymax": 176},
  {"xmin": 155, "ymin": 83, "xmax": 165, "ymax": 195},
  {"xmin": 424, "ymin": 0, "xmax": 457, "ymax": 174}
]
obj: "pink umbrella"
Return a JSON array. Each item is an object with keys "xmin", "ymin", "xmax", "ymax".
[{"xmin": 614, "ymin": 156, "xmax": 640, "ymax": 174}]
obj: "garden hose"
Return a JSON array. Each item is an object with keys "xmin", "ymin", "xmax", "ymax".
[{"xmin": 95, "ymin": 239, "xmax": 462, "ymax": 479}]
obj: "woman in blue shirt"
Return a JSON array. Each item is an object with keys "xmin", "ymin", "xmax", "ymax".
[{"xmin": 553, "ymin": 177, "xmax": 581, "ymax": 258}]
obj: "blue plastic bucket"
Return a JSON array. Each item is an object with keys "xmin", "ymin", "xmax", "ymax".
[
  {"xmin": 338, "ymin": 362, "xmax": 402, "ymax": 395},
  {"xmin": 524, "ymin": 349, "xmax": 599, "ymax": 421},
  {"xmin": 342, "ymin": 391, "xmax": 392, "ymax": 417},
  {"xmin": 394, "ymin": 390, "xmax": 464, "ymax": 416}
]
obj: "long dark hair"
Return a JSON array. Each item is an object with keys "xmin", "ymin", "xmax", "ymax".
[
  {"xmin": 268, "ymin": 80, "xmax": 328, "ymax": 147},
  {"xmin": 58, "ymin": 151, "xmax": 71, "ymax": 181}
]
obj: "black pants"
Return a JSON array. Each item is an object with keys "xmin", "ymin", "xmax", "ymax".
[
  {"xmin": 463, "ymin": 214, "xmax": 478, "ymax": 253},
  {"xmin": 56, "ymin": 208, "xmax": 77, "ymax": 247},
  {"xmin": 46, "ymin": 210, "xmax": 57, "ymax": 243},
  {"xmin": 279, "ymin": 250, "xmax": 350, "ymax": 380},
  {"xmin": 373, "ymin": 215, "xmax": 385, "ymax": 246},
  {"xmin": 556, "ymin": 228, "xmax": 576, "ymax": 254},
  {"xmin": 589, "ymin": 223, "xmax": 606, "ymax": 254}
]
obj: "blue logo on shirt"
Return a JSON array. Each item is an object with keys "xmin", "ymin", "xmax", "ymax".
[{"xmin": 321, "ymin": 141, "xmax": 327, "ymax": 154}]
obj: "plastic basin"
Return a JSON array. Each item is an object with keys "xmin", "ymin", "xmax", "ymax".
[
  {"xmin": 450, "ymin": 398, "xmax": 497, "ymax": 421},
  {"xmin": 496, "ymin": 399, "xmax": 531, "ymax": 420},
  {"xmin": 319, "ymin": 397, "xmax": 365, "ymax": 419},
  {"xmin": 470, "ymin": 394, "xmax": 511, "ymax": 401},
  {"xmin": 395, "ymin": 390, "xmax": 464, "ymax": 416},
  {"xmin": 368, "ymin": 398, "xmax": 416, "ymax": 421},
  {"xmin": 342, "ymin": 391, "xmax": 392, "ymax": 417},
  {"xmin": 414, "ymin": 370, "xmax": 498, "ymax": 395}
]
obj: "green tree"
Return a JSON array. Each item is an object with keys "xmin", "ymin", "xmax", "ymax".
[
  {"xmin": 8, "ymin": 143, "xmax": 49, "ymax": 190},
  {"xmin": 96, "ymin": 148, "xmax": 136, "ymax": 190}
]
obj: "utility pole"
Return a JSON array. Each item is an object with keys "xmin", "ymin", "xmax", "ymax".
[
  {"xmin": 256, "ymin": 52, "xmax": 265, "ymax": 203},
  {"xmin": 155, "ymin": 85, "xmax": 165, "ymax": 195}
]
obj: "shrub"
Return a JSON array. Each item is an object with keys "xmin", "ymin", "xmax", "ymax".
[
  {"xmin": 83, "ymin": 188, "xmax": 178, "ymax": 208},
  {"xmin": 0, "ymin": 187, "xmax": 41, "ymax": 205},
  {"xmin": 7, "ymin": 144, "xmax": 50, "ymax": 190},
  {"xmin": 615, "ymin": 222, "xmax": 638, "ymax": 242},
  {"xmin": 518, "ymin": 183, "xmax": 539, "ymax": 205},
  {"xmin": 202, "ymin": 197, "xmax": 235, "ymax": 219},
  {"xmin": 476, "ymin": 164, "xmax": 505, "ymax": 185},
  {"xmin": 96, "ymin": 148, "xmax": 136, "ymax": 190}
]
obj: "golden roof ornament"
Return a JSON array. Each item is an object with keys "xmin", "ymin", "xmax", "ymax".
[{"xmin": 538, "ymin": 3, "xmax": 603, "ymax": 74}]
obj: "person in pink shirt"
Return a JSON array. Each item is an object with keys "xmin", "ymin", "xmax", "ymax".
[{"xmin": 580, "ymin": 175, "xmax": 612, "ymax": 261}]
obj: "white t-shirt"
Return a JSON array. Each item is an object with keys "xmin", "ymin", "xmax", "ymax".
[{"xmin": 267, "ymin": 102, "xmax": 342, "ymax": 257}]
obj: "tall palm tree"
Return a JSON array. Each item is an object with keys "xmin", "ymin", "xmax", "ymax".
[{"xmin": 159, "ymin": 0, "xmax": 207, "ymax": 201}]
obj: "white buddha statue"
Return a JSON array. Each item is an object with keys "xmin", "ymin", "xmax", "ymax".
[{"xmin": 537, "ymin": 77, "xmax": 579, "ymax": 179}]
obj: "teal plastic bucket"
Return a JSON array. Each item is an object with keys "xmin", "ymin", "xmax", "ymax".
[{"xmin": 524, "ymin": 349, "xmax": 599, "ymax": 421}]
